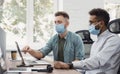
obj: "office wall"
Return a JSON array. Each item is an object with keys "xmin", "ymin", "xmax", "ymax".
[{"xmin": 57, "ymin": 0, "xmax": 104, "ymax": 32}]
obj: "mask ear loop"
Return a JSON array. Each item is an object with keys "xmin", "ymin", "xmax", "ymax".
[
  {"xmin": 95, "ymin": 22, "xmax": 101, "ymax": 30},
  {"xmin": 95, "ymin": 26, "xmax": 99, "ymax": 30}
]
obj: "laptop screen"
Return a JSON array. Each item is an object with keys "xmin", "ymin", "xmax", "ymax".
[
  {"xmin": 15, "ymin": 42, "xmax": 26, "ymax": 66},
  {"xmin": 15, "ymin": 42, "xmax": 33, "ymax": 67}
]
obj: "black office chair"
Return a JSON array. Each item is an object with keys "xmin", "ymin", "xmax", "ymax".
[
  {"xmin": 118, "ymin": 67, "xmax": 120, "ymax": 74},
  {"xmin": 107, "ymin": 18, "xmax": 120, "ymax": 74},
  {"xmin": 76, "ymin": 30, "xmax": 94, "ymax": 44},
  {"xmin": 76, "ymin": 30, "xmax": 94, "ymax": 58}
]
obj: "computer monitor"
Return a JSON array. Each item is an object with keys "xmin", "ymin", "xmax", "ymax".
[
  {"xmin": 0, "ymin": 27, "xmax": 6, "ymax": 74},
  {"xmin": 0, "ymin": 27, "xmax": 6, "ymax": 60}
]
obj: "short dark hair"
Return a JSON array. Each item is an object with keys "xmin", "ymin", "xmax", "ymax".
[
  {"xmin": 55, "ymin": 11, "xmax": 69, "ymax": 19},
  {"xmin": 89, "ymin": 8, "xmax": 110, "ymax": 26}
]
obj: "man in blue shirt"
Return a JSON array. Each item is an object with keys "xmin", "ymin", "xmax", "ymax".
[{"xmin": 22, "ymin": 11, "xmax": 84, "ymax": 68}]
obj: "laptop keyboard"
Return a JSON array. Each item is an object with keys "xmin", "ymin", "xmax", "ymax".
[{"xmin": 9, "ymin": 68, "xmax": 27, "ymax": 71}]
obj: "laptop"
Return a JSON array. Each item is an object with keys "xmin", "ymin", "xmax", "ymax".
[
  {"xmin": 15, "ymin": 42, "xmax": 50, "ymax": 66},
  {"xmin": 8, "ymin": 42, "xmax": 51, "ymax": 72},
  {"xmin": 15, "ymin": 41, "xmax": 33, "ymax": 67}
]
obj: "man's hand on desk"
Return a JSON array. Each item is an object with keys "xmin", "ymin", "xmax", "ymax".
[{"xmin": 54, "ymin": 61, "xmax": 70, "ymax": 69}]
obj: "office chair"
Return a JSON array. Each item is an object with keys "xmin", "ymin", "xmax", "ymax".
[
  {"xmin": 75, "ymin": 30, "xmax": 94, "ymax": 58},
  {"xmin": 107, "ymin": 18, "xmax": 120, "ymax": 74},
  {"xmin": 76, "ymin": 30, "xmax": 94, "ymax": 44},
  {"xmin": 118, "ymin": 67, "xmax": 120, "ymax": 74}
]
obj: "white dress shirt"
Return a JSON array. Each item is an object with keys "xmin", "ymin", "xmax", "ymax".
[{"xmin": 72, "ymin": 30, "xmax": 120, "ymax": 74}]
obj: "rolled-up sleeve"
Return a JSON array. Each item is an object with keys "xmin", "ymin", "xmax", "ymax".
[{"xmin": 39, "ymin": 37, "xmax": 53, "ymax": 57}]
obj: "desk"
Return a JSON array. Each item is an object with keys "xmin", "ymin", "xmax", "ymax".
[{"xmin": 6, "ymin": 51, "xmax": 80, "ymax": 74}]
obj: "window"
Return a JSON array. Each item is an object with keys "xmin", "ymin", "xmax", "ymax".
[
  {"xmin": 104, "ymin": 0, "xmax": 120, "ymax": 37},
  {"xmin": 33, "ymin": 0, "xmax": 55, "ymax": 48},
  {"xmin": 104, "ymin": 0, "xmax": 120, "ymax": 20},
  {"xmin": 0, "ymin": 0, "xmax": 55, "ymax": 50}
]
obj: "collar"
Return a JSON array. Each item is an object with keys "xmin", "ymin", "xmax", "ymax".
[
  {"xmin": 57, "ymin": 31, "xmax": 69, "ymax": 40},
  {"xmin": 98, "ymin": 30, "xmax": 110, "ymax": 38}
]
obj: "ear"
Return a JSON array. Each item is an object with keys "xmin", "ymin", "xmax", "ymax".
[
  {"xmin": 99, "ymin": 20, "xmax": 105, "ymax": 30},
  {"xmin": 67, "ymin": 21, "xmax": 69, "ymax": 26},
  {"xmin": 65, "ymin": 20, "xmax": 69, "ymax": 27}
]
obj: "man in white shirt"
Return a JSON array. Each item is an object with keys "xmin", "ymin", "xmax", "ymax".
[{"xmin": 54, "ymin": 8, "xmax": 120, "ymax": 74}]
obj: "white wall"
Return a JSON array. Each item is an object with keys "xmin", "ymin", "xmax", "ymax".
[{"xmin": 57, "ymin": 0, "xmax": 104, "ymax": 32}]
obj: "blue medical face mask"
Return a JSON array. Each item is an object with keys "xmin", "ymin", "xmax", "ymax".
[
  {"xmin": 55, "ymin": 24, "xmax": 66, "ymax": 34},
  {"xmin": 89, "ymin": 24, "xmax": 100, "ymax": 35}
]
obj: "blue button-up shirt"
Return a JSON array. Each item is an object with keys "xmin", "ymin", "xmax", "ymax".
[{"xmin": 39, "ymin": 31, "xmax": 85, "ymax": 63}]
